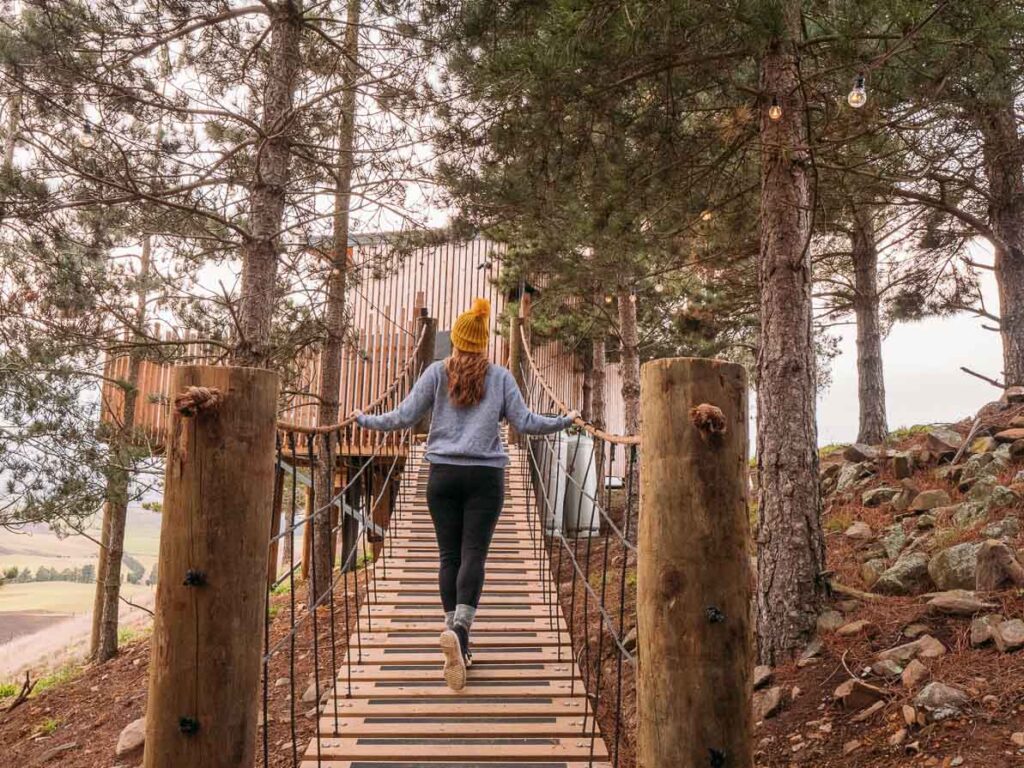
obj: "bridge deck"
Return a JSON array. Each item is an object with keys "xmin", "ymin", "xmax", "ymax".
[{"xmin": 302, "ymin": 445, "xmax": 611, "ymax": 767}]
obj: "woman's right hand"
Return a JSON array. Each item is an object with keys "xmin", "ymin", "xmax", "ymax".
[{"xmin": 566, "ymin": 410, "xmax": 581, "ymax": 422}]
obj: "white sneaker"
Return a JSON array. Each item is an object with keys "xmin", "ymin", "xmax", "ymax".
[{"xmin": 439, "ymin": 629, "xmax": 467, "ymax": 691}]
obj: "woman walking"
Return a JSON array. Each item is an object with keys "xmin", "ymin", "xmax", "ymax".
[{"xmin": 356, "ymin": 297, "xmax": 576, "ymax": 690}]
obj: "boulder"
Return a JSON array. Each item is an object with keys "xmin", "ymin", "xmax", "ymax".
[
  {"xmin": 860, "ymin": 559, "xmax": 887, "ymax": 588},
  {"xmin": 975, "ymin": 539, "xmax": 1024, "ymax": 591},
  {"xmin": 837, "ymin": 619, "xmax": 877, "ymax": 638},
  {"xmin": 1005, "ymin": 386, "xmax": 1024, "ymax": 403},
  {"xmin": 892, "ymin": 483, "xmax": 918, "ymax": 512},
  {"xmin": 843, "ymin": 521, "xmax": 874, "ymax": 541},
  {"xmin": 834, "ymin": 678, "xmax": 887, "ymax": 710},
  {"xmin": 913, "ymin": 682, "xmax": 970, "ymax": 722},
  {"xmin": 820, "ymin": 463, "xmax": 842, "ymax": 494},
  {"xmin": 971, "ymin": 436, "xmax": 999, "ymax": 454},
  {"xmin": 927, "ymin": 590, "xmax": 996, "ymax": 616},
  {"xmin": 916, "ymin": 514, "xmax": 936, "ymax": 530},
  {"xmin": 871, "ymin": 659, "xmax": 904, "ymax": 679},
  {"xmin": 970, "ymin": 614, "xmax": 1005, "ymax": 647},
  {"xmin": 990, "ymin": 485, "xmax": 1020, "ymax": 509},
  {"xmin": 753, "ymin": 685, "xmax": 784, "ymax": 720},
  {"xmin": 926, "ymin": 427, "xmax": 963, "ymax": 455},
  {"xmin": 753, "ymin": 665, "xmax": 773, "ymax": 690},
  {"xmin": 892, "ymin": 452, "xmax": 914, "ymax": 479},
  {"xmin": 982, "ymin": 516, "xmax": 1021, "ymax": 540},
  {"xmin": 903, "ymin": 623, "xmax": 931, "ymax": 639},
  {"xmin": 901, "ymin": 659, "xmax": 928, "ymax": 689},
  {"xmin": 928, "ymin": 542, "xmax": 983, "ymax": 591},
  {"xmin": 876, "ymin": 635, "xmax": 946, "ymax": 664},
  {"xmin": 863, "ymin": 487, "xmax": 899, "ymax": 507},
  {"xmin": 817, "ymin": 609, "xmax": 845, "ymax": 633},
  {"xmin": 910, "ymin": 489, "xmax": 952, "ymax": 511},
  {"xmin": 837, "ymin": 461, "xmax": 876, "ymax": 492},
  {"xmin": 992, "ymin": 619, "xmax": 1024, "ymax": 653},
  {"xmin": 844, "ymin": 443, "xmax": 882, "ymax": 462},
  {"xmin": 1010, "ymin": 439, "xmax": 1024, "ymax": 460},
  {"xmin": 115, "ymin": 717, "xmax": 146, "ymax": 757},
  {"xmin": 951, "ymin": 502, "xmax": 987, "ymax": 528},
  {"xmin": 873, "ymin": 551, "xmax": 932, "ymax": 595},
  {"xmin": 995, "ymin": 428, "xmax": 1024, "ymax": 443},
  {"xmin": 882, "ymin": 525, "xmax": 908, "ymax": 559}
]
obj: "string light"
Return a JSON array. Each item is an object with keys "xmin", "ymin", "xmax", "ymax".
[
  {"xmin": 654, "ymin": 283, "xmax": 665, "ymax": 294},
  {"xmin": 78, "ymin": 120, "xmax": 96, "ymax": 148},
  {"xmin": 628, "ymin": 292, "xmax": 637, "ymax": 303},
  {"xmin": 604, "ymin": 295, "xmax": 614, "ymax": 304},
  {"xmin": 768, "ymin": 96, "xmax": 783, "ymax": 122},
  {"xmin": 847, "ymin": 73, "xmax": 867, "ymax": 109},
  {"xmin": 700, "ymin": 210, "xmax": 713, "ymax": 221}
]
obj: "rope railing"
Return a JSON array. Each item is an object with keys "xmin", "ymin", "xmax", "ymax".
[
  {"xmin": 516, "ymin": 343, "xmax": 640, "ymax": 768},
  {"xmin": 257, "ymin": 326, "xmax": 428, "ymax": 768}
]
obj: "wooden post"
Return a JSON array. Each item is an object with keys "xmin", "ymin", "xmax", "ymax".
[
  {"xmin": 144, "ymin": 365, "xmax": 278, "ymax": 768},
  {"xmin": 267, "ymin": 466, "xmax": 285, "ymax": 587},
  {"xmin": 508, "ymin": 315, "xmax": 525, "ymax": 447},
  {"xmin": 637, "ymin": 357, "xmax": 752, "ymax": 768},
  {"xmin": 414, "ymin": 309, "xmax": 437, "ymax": 437},
  {"xmin": 301, "ymin": 485, "xmax": 313, "ymax": 580}
]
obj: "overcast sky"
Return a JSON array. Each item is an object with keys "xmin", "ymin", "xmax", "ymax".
[{"xmin": 815, "ymin": 239, "xmax": 1002, "ymax": 446}]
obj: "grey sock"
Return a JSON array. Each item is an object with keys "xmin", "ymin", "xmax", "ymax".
[
  {"xmin": 444, "ymin": 611, "xmax": 455, "ymax": 629},
  {"xmin": 453, "ymin": 604, "xmax": 476, "ymax": 631}
]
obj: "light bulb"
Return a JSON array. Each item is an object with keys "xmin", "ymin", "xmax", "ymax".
[
  {"xmin": 629, "ymin": 293, "xmax": 637, "ymax": 303},
  {"xmin": 768, "ymin": 97, "xmax": 783, "ymax": 122},
  {"xmin": 604, "ymin": 295, "xmax": 613, "ymax": 304},
  {"xmin": 654, "ymin": 283, "xmax": 665, "ymax": 294},
  {"xmin": 848, "ymin": 74, "xmax": 867, "ymax": 109},
  {"xmin": 78, "ymin": 121, "xmax": 96, "ymax": 148},
  {"xmin": 700, "ymin": 210, "xmax": 713, "ymax": 222}
]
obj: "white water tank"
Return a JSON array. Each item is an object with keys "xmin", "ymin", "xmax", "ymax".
[
  {"xmin": 529, "ymin": 432, "xmax": 568, "ymax": 535},
  {"xmin": 563, "ymin": 434, "xmax": 599, "ymax": 537}
]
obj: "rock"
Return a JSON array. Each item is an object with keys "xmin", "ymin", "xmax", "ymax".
[
  {"xmin": 989, "ymin": 485, "xmax": 1020, "ymax": 509},
  {"xmin": 1015, "ymin": 469, "xmax": 1024, "ymax": 484},
  {"xmin": 837, "ymin": 461, "xmax": 876, "ymax": 491},
  {"xmin": 1006, "ymin": 386, "xmax": 1024, "ymax": 403},
  {"xmin": 115, "ymin": 717, "xmax": 146, "ymax": 757},
  {"xmin": 754, "ymin": 686, "xmax": 784, "ymax": 720},
  {"xmin": 301, "ymin": 680, "xmax": 320, "ymax": 704},
  {"xmin": 889, "ymin": 728, "xmax": 908, "ymax": 746},
  {"xmin": 622, "ymin": 627, "xmax": 637, "ymax": 652},
  {"xmin": 863, "ymin": 487, "xmax": 899, "ymax": 507},
  {"xmin": 902, "ymin": 659, "xmax": 928, "ymax": 689},
  {"xmin": 837, "ymin": 619, "xmax": 877, "ymax": 637},
  {"xmin": 902, "ymin": 704, "xmax": 917, "ymax": 726},
  {"xmin": 915, "ymin": 514, "xmax": 936, "ymax": 531},
  {"xmin": 975, "ymin": 539, "xmax": 1024, "ymax": 591},
  {"xmin": 274, "ymin": 677, "xmax": 290, "ymax": 688},
  {"xmin": 928, "ymin": 542, "xmax": 983, "ymax": 591},
  {"xmin": 951, "ymin": 502, "xmax": 987, "ymax": 528},
  {"xmin": 872, "ymin": 659, "xmax": 904, "ymax": 679},
  {"xmin": 797, "ymin": 638, "xmax": 823, "ymax": 667},
  {"xmin": 843, "ymin": 521, "xmax": 874, "ymax": 541},
  {"xmin": 903, "ymin": 622, "xmax": 931, "ymax": 639},
  {"xmin": 817, "ymin": 610, "xmax": 845, "ymax": 633},
  {"xmin": 842, "ymin": 739, "xmax": 862, "ymax": 755},
  {"xmin": 882, "ymin": 525, "xmax": 908, "ymax": 559},
  {"xmin": 874, "ymin": 552, "xmax": 931, "ymax": 595},
  {"xmin": 833, "ymin": 679, "xmax": 887, "ymax": 710},
  {"xmin": 995, "ymin": 428, "xmax": 1024, "ymax": 443},
  {"xmin": 970, "ymin": 614, "xmax": 1005, "ymax": 647},
  {"xmin": 913, "ymin": 682, "xmax": 970, "ymax": 721},
  {"xmin": 893, "ymin": 483, "xmax": 918, "ymax": 512},
  {"xmin": 753, "ymin": 665, "xmax": 773, "ymax": 690},
  {"xmin": 876, "ymin": 635, "xmax": 946, "ymax": 664},
  {"xmin": 927, "ymin": 589, "xmax": 996, "ymax": 616},
  {"xmin": 844, "ymin": 443, "xmax": 882, "ymax": 462},
  {"xmin": 993, "ymin": 619, "xmax": 1024, "ymax": 652},
  {"xmin": 861, "ymin": 559, "xmax": 887, "ymax": 588},
  {"xmin": 1012, "ymin": 732, "xmax": 1024, "ymax": 748},
  {"xmin": 892, "ymin": 452, "xmax": 914, "ymax": 479},
  {"xmin": 820, "ymin": 463, "xmax": 842, "ymax": 494},
  {"xmin": 1010, "ymin": 439, "xmax": 1024, "ymax": 460},
  {"xmin": 36, "ymin": 742, "xmax": 78, "ymax": 764},
  {"xmin": 910, "ymin": 489, "xmax": 952, "ymax": 511},
  {"xmin": 982, "ymin": 516, "xmax": 1020, "ymax": 540},
  {"xmin": 971, "ymin": 435, "xmax": 999, "ymax": 453},
  {"xmin": 927, "ymin": 427, "xmax": 963, "ymax": 454}
]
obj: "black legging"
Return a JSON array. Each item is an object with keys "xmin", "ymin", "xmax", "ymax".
[{"xmin": 426, "ymin": 463, "xmax": 505, "ymax": 611}]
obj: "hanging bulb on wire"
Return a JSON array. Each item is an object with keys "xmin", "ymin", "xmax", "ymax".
[
  {"xmin": 768, "ymin": 96, "xmax": 783, "ymax": 122},
  {"xmin": 700, "ymin": 210, "xmax": 713, "ymax": 222},
  {"xmin": 604, "ymin": 295, "xmax": 614, "ymax": 305},
  {"xmin": 848, "ymin": 73, "xmax": 867, "ymax": 109}
]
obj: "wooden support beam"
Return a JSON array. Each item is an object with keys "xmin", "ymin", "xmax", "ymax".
[
  {"xmin": 144, "ymin": 365, "xmax": 278, "ymax": 768},
  {"xmin": 508, "ymin": 315, "xmax": 525, "ymax": 447},
  {"xmin": 637, "ymin": 357, "xmax": 752, "ymax": 768},
  {"xmin": 414, "ymin": 309, "xmax": 437, "ymax": 437}
]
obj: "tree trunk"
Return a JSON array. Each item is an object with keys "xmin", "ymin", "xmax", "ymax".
[
  {"xmin": 96, "ymin": 236, "xmax": 151, "ymax": 662},
  {"xmin": 977, "ymin": 97, "xmax": 1024, "ymax": 387},
  {"xmin": 310, "ymin": 0, "xmax": 361, "ymax": 605},
  {"xmin": 591, "ymin": 334, "xmax": 607, "ymax": 502},
  {"xmin": 580, "ymin": 342, "xmax": 594, "ymax": 422},
  {"xmin": 89, "ymin": 502, "xmax": 112, "ymax": 658},
  {"xmin": 755, "ymin": 5, "xmax": 826, "ymax": 666},
  {"xmin": 234, "ymin": 2, "xmax": 304, "ymax": 367},
  {"xmin": 616, "ymin": 290, "xmax": 641, "ymax": 435},
  {"xmin": 850, "ymin": 206, "xmax": 888, "ymax": 444}
]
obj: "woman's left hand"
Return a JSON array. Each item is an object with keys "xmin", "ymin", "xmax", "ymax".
[{"xmin": 566, "ymin": 410, "xmax": 581, "ymax": 421}]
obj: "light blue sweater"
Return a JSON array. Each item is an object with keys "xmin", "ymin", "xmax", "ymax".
[{"xmin": 356, "ymin": 361, "xmax": 574, "ymax": 467}]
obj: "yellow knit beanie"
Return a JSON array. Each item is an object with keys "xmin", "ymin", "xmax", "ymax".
[{"xmin": 451, "ymin": 297, "xmax": 491, "ymax": 353}]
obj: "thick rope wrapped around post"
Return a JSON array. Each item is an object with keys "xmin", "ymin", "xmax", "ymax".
[{"xmin": 174, "ymin": 386, "xmax": 224, "ymax": 416}]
